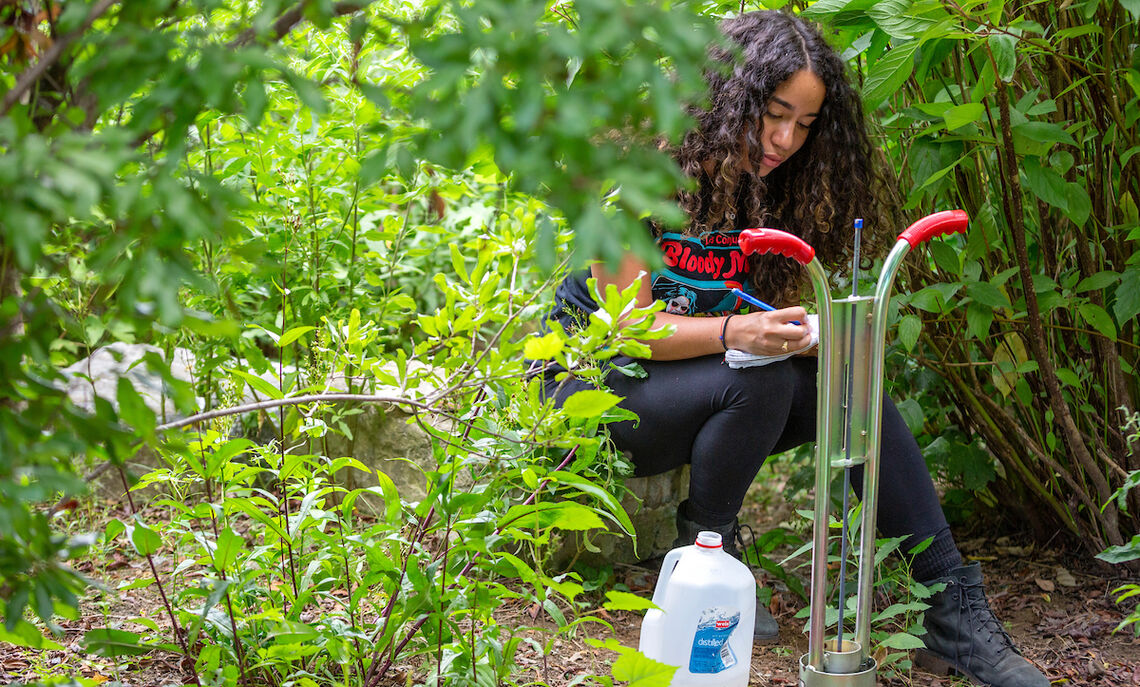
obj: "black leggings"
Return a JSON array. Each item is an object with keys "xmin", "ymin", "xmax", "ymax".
[{"xmin": 547, "ymin": 355, "xmax": 960, "ymax": 579}]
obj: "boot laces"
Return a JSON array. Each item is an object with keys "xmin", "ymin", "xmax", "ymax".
[
  {"xmin": 955, "ymin": 577, "xmax": 1019, "ymax": 659},
  {"xmin": 735, "ymin": 522, "xmax": 757, "ymax": 565}
]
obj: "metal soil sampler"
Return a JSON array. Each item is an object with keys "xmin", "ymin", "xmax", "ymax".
[{"xmin": 739, "ymin": 210, "xmax": 969, "ymax": 686}]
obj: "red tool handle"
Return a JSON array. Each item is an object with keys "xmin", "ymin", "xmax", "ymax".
[
  {"xmin": 898, "ymin": 210, "xmax": 969, "ymax": 247},
  {"xmin": 739, "ymin": 228, "xmax": 816, "ymax": 265}
]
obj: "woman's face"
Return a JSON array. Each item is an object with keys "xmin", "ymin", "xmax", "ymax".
[{"xmin": 749, "ymin": 69, "xmax": 826, "ymax": 177}]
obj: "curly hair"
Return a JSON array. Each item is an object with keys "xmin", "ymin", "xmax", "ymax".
[{"xmin": 668, "ymin": 10, "xmax": 896, "ymax": 304}]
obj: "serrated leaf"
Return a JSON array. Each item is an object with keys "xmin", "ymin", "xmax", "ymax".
[
  {"xmin": 801, "ymin": 0, "xmax": 860, "ymax": 17},
  {"xmin": 562, "ymin": 389, "xmax": 623, "ymax": 418},
  {"xmin": 868, "ymin": 0, "xmax": 935, "ymax": 39},
  {"xmin": 863, "ymin": 41, "xmax": 919, "ymax": 110}
]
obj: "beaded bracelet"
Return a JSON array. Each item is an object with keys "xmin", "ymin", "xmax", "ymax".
[{"xmin": 719, "ymin": 314, "xmax": 735, "ymax": 351}]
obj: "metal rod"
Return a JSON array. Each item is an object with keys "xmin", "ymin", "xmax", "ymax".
[
  {"xmin": 836, "ymin": 219, "xmax": 862, "ymax": 652},
  {"xmin": 805, "ymin": 257, "xmax": 835, "ymax": 669},
  {"xmin": 853, "ymin": 237, "xmax": 913, "ymax": 652}
]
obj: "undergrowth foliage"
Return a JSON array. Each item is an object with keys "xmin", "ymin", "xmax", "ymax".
[
  {"xmin": 1, "ymin": 0, "xmax": 709, "ymax": 684},
  {"xmin": 6, "ymin": 0, "xmax": 1140, "ymax": 684}
]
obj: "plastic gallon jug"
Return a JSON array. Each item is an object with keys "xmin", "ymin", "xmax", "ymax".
[{"xmin": 639, "ymin": 531, "xmax": 756, "ymax": 686}]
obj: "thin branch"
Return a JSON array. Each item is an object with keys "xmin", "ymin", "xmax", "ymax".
[
  {"xmin": 156, "ymin": 393, "xmax": 417, "ymax": 432},
  {"xmin": 1, "ymin": 0, "xmax": 119, "ymax": 116}
]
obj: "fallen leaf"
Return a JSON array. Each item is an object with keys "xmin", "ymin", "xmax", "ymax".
[
  {"xmin": 1035, "ymin": 578, "xmax": 1055, "ymax": 592},
  {"xmin": 1055, "ymin": 566, "xmax": 1077, "ymax": 587}
]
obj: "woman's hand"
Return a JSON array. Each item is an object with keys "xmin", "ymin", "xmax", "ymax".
[{"xmin": 724, "ymin": 307, "xmax": 812, "ymax": 356}]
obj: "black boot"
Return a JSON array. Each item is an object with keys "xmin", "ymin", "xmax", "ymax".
[
  {"xmin": 916, "ymin": 562, "xmax": 1048, "ymax": 687},
  {"xmin": 672, "ymin": 500, "xmax": 780, "ymax": 644}
]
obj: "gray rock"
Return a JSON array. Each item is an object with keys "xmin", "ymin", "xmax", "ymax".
[{"xmin": 61, "ymin": 342, "xmax": 201, "ymax": 422}]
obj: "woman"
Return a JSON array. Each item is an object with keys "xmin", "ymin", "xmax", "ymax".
[{"xmin": 544, "ymin": 11, "xmax": 1047, "ymax": 687}]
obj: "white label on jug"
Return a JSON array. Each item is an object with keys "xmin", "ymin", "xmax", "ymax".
[{"xmin": 688, "ymin": 606, "xmax": 739, "ymax": 673}]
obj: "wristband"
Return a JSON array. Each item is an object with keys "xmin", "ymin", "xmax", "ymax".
[{"xmin": 719, "ymin": 314, "xmax": 735, "ymax": 351}]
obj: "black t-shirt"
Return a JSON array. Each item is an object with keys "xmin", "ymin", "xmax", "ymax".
[{"xmin": 548, "ymin": 229, "xmax": 760, "ymax": 335}]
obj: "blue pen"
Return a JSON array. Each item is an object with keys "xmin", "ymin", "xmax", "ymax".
[{"xmin": 731, "ymin": 287, "xmax": 802, "ymax": 326}]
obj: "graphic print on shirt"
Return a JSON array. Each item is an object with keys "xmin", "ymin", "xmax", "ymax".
[{"xmin": 653, "ymin": 230, "xmax": 755, "ymax": 315}]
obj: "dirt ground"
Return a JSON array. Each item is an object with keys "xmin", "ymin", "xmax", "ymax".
[
  {"xmin": 501, "ymin": 492, "xmax": 1140, "ymax": 687},
  {"xmin": 4, "ymin": 491, "xmax": 1139, "ymax": 686}
]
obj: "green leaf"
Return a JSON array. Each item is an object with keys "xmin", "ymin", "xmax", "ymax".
[
  {"xmin": 129, "ymin": 521, "xmax": 161, "ymax": 557},
  {"xmin": 802, "ymin": 0, "xmax": 862, "ymax": 17},
  {"xmin": 943, "ymin": 103, "xmax": 985, "ymax": 131},
  {"xmin": 550, "ymin": 470, "xmax": 635, "ymax": 535},
  {"xmin": 1078, "ymin": 303, "xmax": 1117, "ymax": 339},
  {"xmin": 1096, "ymin": 534, "xmax": 1140, "ymax": 564},
  {"xmin": 1115, "ymin": 267, "xmax": 1140, "ymax": 325},
  {"xmin": 897, "ymin": 313, "xmax": 921, "ymax": 351},
  {"xmin": 82, "ymin": 628, "xmax": 150, "ymax": 657},
  {"xmin": 1066, "ymin": 182, "xmax": 1092, "ymax": 227},
  {"xmin": 448, "ymin": 242, "xmax": 469, "ymax": 284},
  {"xmin": 562, "ymin": 389, "xmax": 623, "ymax": 418},
  {"xmin": 278, "ymin": 326, "xmax": 316, "ymax": 348},
  {"xmin": 116, "ymin": 377, "xmax": 155, "ymax": 435},
  {"xmin": 862, "ymin": 41, "xmax": 920, "ymax": 110},
  {"xmin": 0, "ymin": 621, "xmax": 64, "ymax": 650},
  {"xmin": 966, "ymin": 281, "xmax": 1011, "ymax": 309},
  {"xmin": 1013, "ymin": 121, "xmax": 1076, "ymax": 148},
  {"xmin": 603, "ymin": 590, "xmax": 657, "ymax": 612},
  {"xmin": 213, "ymin": 526, "xmax": 242, "ymax": 572},
  {"xmin": 965, "ymin": 302, "xmax": 993, "ymax": 340},
  {"xmin": 877, "ymin": 631, "xmax": 928, "ymax": 650},
  {"xmin": 1119, "ymin": 0, "xmax": 1140, "ymax": 21},
  {"xmin": 1021, "ymin": 157, "xmax": 1069, "ymax": 212},
  {"xmin": 499, "ymin": 502, "xmax": 606, "ymax": 532},
  {"xmin": 231, "ymin": 368, "xmax": 284, "ymax": 400},
  {"xmin": 524, "ymin": 332, "xmax": 564, "ymax": 360},
  {"xmin": 868, "ymin": 0, "xmax": 936, "ymax": 39},
  {"xmin": 1076, "ymin": 271, "xmax": 1120, "ymax": 293},
  {"xmin": 988, "ymin": 34, "xmax": 1017, "ymax": 82},
  {"xmin": 611, "ymin": 650, "xmax": 679, "ymax": 687}
]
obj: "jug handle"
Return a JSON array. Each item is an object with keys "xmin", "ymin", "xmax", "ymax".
[{"xmin": 652, "ymin": 547, "xmax": 687, "ymax": 608}]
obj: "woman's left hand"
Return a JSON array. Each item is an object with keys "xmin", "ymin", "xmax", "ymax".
[{"xmin": 724, "ymin": 307, "xmax": 812, "ymax": 356}]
